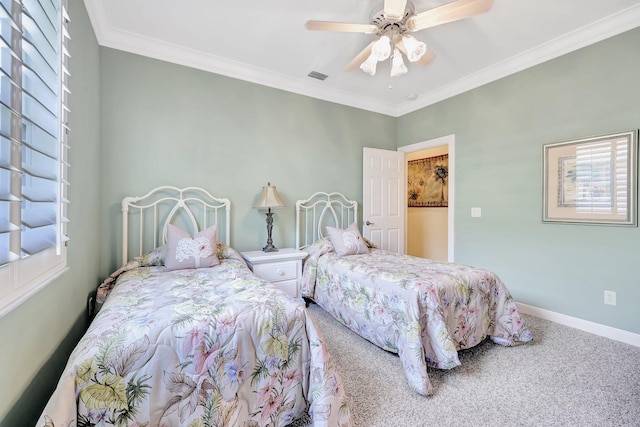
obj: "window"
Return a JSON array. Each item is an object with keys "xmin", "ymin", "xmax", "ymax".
[{"xmin": 0, "ymin": 0, "xmax": 70, "ymax": 317}]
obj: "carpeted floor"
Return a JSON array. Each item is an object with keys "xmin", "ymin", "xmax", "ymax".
[{"xmin": 302, "ymin": 303, "xmax": 640, "ymax": 427}]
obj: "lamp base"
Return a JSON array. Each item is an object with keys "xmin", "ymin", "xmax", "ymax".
[{"xmin": 262, "ymin": 209, "xmax": 278, "ymax": 252}]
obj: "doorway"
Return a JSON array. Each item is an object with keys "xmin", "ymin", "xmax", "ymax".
[{"xmin": 398, "ymin": 134, "xmax": 455, "ymax": 262}]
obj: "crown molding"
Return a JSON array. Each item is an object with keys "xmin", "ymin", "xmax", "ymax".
[
  {"xmin": 83, "ymin": 1, "xmax": 640, "ymax": 118},
  {"xmin": 396, "ymin": 3, "xmax": 640, "ymax": 116},
  {"xmin": 82, "ymin": 1, "xmax": 398, "ymax": 117}
]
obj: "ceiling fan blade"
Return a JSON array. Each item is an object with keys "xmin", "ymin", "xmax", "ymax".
[
  {"xmin": 406, "ymin": 0, "xmax": 494, "ymax": 32},
  {"xmin": 396, "ymin": 39, "xmax": 436, "ymax": 67},
  {"xmin": 415, "ymin": 49, "xmax": 436, "ymax": 66},
  {"xmin": 344, "ymin": 42, "xmax": 375, "ymax": 71},
  {"xmin": 305, "ymin": 20, "xmax": 379, "ymax": 34},
  {"xmin": 384, "ymin": 0, "xmax": 408, "ymax": 21}
]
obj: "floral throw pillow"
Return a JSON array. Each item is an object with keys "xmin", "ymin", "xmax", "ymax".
[
  {"xmin": 138, "ymin": 244, "xmax": 168, "ymax": 267},
  {"xmin": 165, "ymin": 224, "xmax": 220, "ymax": 270},
  {"xmin": 326, "ymin": 223, "xmax": 369, "ymax": 256}
]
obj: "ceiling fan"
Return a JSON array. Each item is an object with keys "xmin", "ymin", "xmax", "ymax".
[{"xmin": 305, "ymin": 0, "xmax": 495, "ymax": 77}]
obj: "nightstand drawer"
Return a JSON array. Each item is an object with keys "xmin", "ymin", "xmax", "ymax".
[
  {"xmin": 254, "ymin": 261, "xmax": 297, "ymax": 282},
  {"xmin": 271, "ymin": 279, "xmax": 297, "ymax": 298}
]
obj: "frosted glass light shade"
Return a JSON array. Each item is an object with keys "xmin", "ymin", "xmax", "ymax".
[
  {"xmin": 360, "ymin": 52, "xmax": 378, "ymax": 75},
  {"xmin": 390, "ymin": 48, "xmax": 407, "ymax": 77},
  {"xmin": 402, "ymin": 34, "xmax": 427, "ymax": 62},
  {"xmin": 372, "ymin": 35, "xmax": 391, "ymax": 61}
]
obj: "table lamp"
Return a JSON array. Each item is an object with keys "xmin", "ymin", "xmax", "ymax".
[{"xmin": 254, "ymin": 182, "xmax": 285, "ymax": 252}]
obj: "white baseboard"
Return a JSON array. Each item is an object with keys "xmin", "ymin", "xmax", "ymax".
[{"xmin": 517, "ymin": 303, "xmax": 640, "ymax": 347}]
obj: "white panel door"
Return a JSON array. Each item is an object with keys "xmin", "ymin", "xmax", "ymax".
[{"xmin": 362, "ymin": 147, "xmax": 405, "ymax": 254}]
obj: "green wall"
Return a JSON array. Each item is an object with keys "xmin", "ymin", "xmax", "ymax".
[
  {"xmin": 0, "ymin": 0, "xmax": 102, "ymax": 425},
  {"xmin": 398, "ymin": 28, "xmax": 640, "ymax": 334},
  {"xmin": 97, "ymin": 48, "xmax": 396, "ymax": 275},
  {"xmin": 2, "ymin": 3, "xmax": 639, "ymax": 424}
]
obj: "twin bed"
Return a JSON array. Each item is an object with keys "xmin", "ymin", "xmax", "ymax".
[
  {"xmin": 38, "ymin": 187, "xmax": 351, "ymax": 427},
  {"xmin": 295, "ymin": 192, "xmax": 533, "ymax": 396},
  {"xmin": 39, "ymin": 187, "xmax": 532, "ymax": 426}
]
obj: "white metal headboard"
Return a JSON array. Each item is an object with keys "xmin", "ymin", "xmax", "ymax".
[
  {"xmin": 295, "ymin": 192, "xmax": 358, "ymax": 249},
  {"xmin": 121, "ymin": 186, "xmax": 231, "ymax": 264}
]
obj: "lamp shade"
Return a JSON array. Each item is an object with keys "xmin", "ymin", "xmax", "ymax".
[
  {"xmin": 390, "ymin": 47, "xmax": 408, "ymax": 77},
  {"xmin": 401, "ymin": 34, "xmax": 427, "ymax": 62},
  {"xmin": 372, "ymin": 35, "xmax": 391, "ymax": 61},
  {"xmin": 254, "ymin": 183, "xmax": 285, "ymax": 209},
  {"xmin": 360, "ymin": 52, "xmax": 378, "ymax": 76}
]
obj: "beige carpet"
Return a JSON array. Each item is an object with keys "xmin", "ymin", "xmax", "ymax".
[{"xmin": 301, "ymin": 302, "xmax": 640, "ymax": 427}]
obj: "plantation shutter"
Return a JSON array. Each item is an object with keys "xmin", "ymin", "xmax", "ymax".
[
  {"xmin": 21, "ymin": 0, "xmax": 69, "ymax": 256},
  {"xmin": 0, "ymin": 0, "xmax": 69, "ymax": 316}
]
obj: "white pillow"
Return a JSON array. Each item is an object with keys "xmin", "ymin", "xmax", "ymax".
[
  {"xmin": 165, "ymin": 224, "xmax": 219, "ymax": 270},
  {"xmin": 326, "ymin": 223, "xmax": 369, "ymax": 256}
]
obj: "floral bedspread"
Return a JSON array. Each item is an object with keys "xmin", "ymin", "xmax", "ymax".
[
  {"xmin": 301, "ymin": 239, "xmax": 533, "ymax": 396},
  {"xmin": 38, "ymin": 254, "xmax": 352, "ymax": 427}
]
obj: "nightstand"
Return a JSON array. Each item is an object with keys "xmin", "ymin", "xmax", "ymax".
[{"xmin": 240, "ymin": 248, "xmax": 307, "ymax": 299}]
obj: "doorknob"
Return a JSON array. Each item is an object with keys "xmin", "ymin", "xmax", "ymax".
[{"xmin": 365, "ymin": 221, "xmax": 375, "ymax": 226}]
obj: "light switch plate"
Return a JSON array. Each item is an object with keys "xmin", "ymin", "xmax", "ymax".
[{"xmin": 471, "ymin": 207, "xmax": 482, "ymax": 218}]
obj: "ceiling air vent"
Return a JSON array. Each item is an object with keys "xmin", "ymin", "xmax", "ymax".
[{"xmin": 308, "ymin": 71, "xmax": 328, "ymax": 81}]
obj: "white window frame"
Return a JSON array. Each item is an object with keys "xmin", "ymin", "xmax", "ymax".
[{"xmin": 0, "ymin": 0, "xmax": 70, "ymax": 317}]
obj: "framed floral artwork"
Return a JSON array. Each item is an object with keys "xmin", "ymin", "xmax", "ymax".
[
  {"xmin": 408, "ymin": 154, "xmax": 448, "ymax": 207},
  {"xmin": 542, "ymin": 130, "xmax": 638, "ymax": 226}
]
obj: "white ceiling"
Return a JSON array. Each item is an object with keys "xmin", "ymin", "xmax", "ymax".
[{"xmin": 83, "ymin": 0, "xmax": 640, "ymax": 117}]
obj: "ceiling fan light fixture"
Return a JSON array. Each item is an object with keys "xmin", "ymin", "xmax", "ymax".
[
  {"xmin": 401, "ymin": 34, "xmax": 427, "ymax": 62},
  {"xmin": 390, "ymin": 48, "xmax": 407, "ymax": 77},
  {"xmin": 307, "ymin": 0, "xmax": 497, "ymax": 79},
  {"xmin": 360, "ymin": 52, "xmax": 378, "ymax": 75},
  {"xmin": 372, "ymin": 35, "xmax": 392, "ymax": 61}
]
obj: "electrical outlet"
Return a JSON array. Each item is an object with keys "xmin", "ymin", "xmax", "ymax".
[
  {"xmin": 471, "ymin": 207, "xmax": 482, "ymax": 218},
  {"xmin": 604, "ymin": 290, "xmax": 616, "ymax": 306}
]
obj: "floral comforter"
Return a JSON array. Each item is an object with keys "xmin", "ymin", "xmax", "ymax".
[
  {"xmin": 38, "ymin": 250, "xmax": 352, "ymax": 427},
  {"xmin": 301, "ymin": 239, "xmax": 533, "ymax": 396}
]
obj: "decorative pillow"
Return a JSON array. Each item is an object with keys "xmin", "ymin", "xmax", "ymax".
[
  {"xmin": 165, "ymin": 224, "xmax": 219, "ymax": 270},
  {"xmin": 326, "ymin": 223, "xmax": 369, "ymax": 256},
  {"xmin": 216, "ymin": 241, "xmax": 249, "ymax": 267},
  {"xmin": 138, "ymin": 244, "xmax": 168, "ymax": 267},
  {"xmin": 302, "ymin": 237, "xmax": 334, "ymax": 260}
]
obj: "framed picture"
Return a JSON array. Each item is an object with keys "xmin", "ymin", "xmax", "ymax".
[
  {"xmin": 542, "ymin": 130, "xmax": 638, "ymax": 226},
  {"xmin": 408, "ymin": 154, "xmax": 448, "ymax": 207}
]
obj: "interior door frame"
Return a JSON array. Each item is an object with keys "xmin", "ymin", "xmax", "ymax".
[{"xmin": 398, "ymin": 134, "xmax": 455, "ymax": 262}]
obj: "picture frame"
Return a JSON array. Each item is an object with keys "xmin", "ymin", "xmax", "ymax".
[
  {"xmin": 542, "ymin": 130, "xmax": 638, "ymax": 226},
  {"xmin": 408, "ymin": 154, "xmax": 448, "ymax": 207}
]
